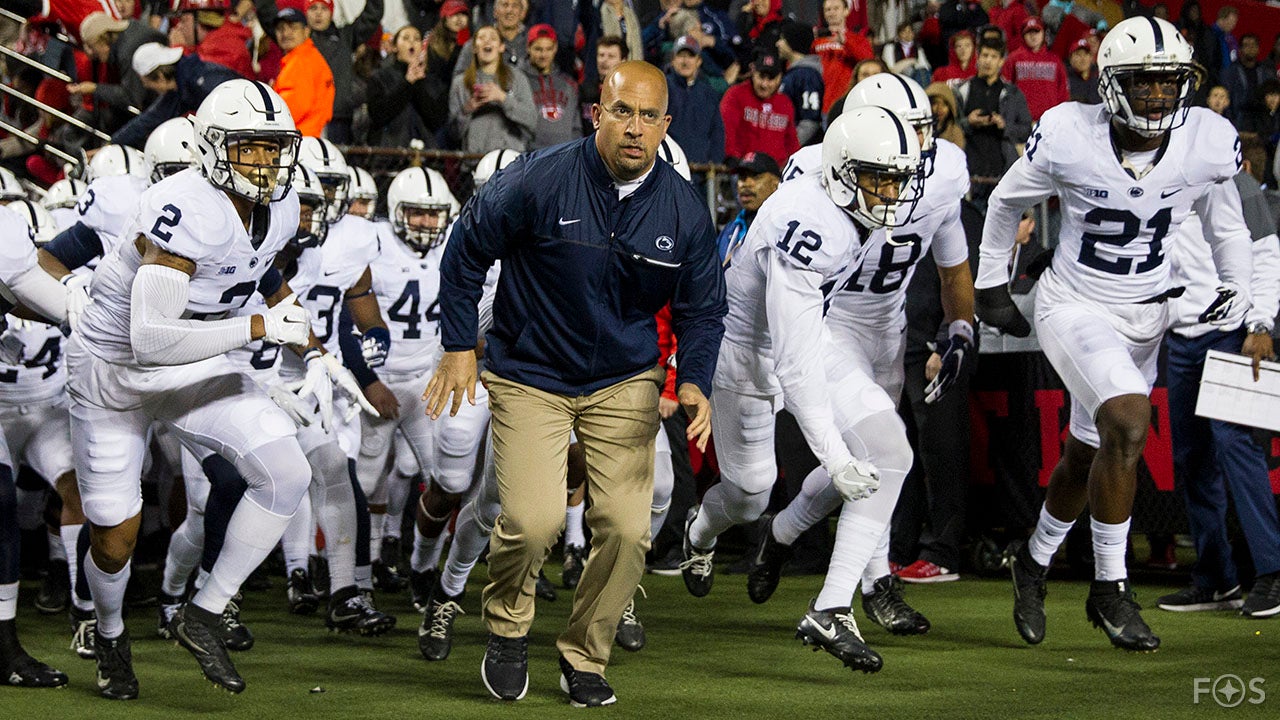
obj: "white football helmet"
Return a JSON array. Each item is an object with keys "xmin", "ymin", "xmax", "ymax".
[
  {"xmin": 10, "ymin": 199, "xmax": 59, "ymax": 245},
  {"xmin": 293, "ymin": 164, "xmax": 330, "ymax": 248},
  {"xmin": 388, "ymin": 166, "xmax": 459, "ymax": 255},
  {"xmin": 145, "ymin": 117, "xmax": 199, "ymax": 183},
  {"xmin": 297, "ymin": 137, "xmax": 351, "ymax": 222},
  {"xmin": 822, "ymin": 105, "xmax": 922, "ymax": 228},
  {"xmin": 347, "ymin": 166, "xmax": 378, "ymax": 220},
  {"xmin": 88, "ymin": 144, "xmax": 148, "ymax": 182},
  {"xmin": 43, "ymin": 177, "xmax": 88, "ymax": 210},
  {"xmin": 193, "ymin": 79, "xmax": 301, "ymax": 204},
  {"xmin": 845, "ymin": 73, "xmax": 934, "ymax": 174},
  {"xmin": 472, "ymin": 148, "xmax": 521, "ymax": 190},
  {"xmin": 1098, "ymin": 16, "xmax": 1199, "ymax": 138},
  {"xmin": 658, "ymin": 136, "xmax": 692, "ymax": 182},
  {"xmin": 0, "ymin": 167, "xmax": 28, "ymax": 202}
]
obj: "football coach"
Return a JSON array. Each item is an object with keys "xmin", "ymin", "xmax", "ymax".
[{"xmin": 424, "ymin": 60, "xmax": 727, "ymax": 707}]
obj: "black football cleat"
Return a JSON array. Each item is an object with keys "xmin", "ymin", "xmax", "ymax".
[
  {"xmin": 614, "ymin": 589, "xmax": 646, "ymax": 652},
  {"xmin": 680, "ymin": 507, "xmax": 715, "ymax": 598},
  {"xmin": 535, "ymin": 570, "xmax": 558, "ymax": 601},
  {"xmin": 418, "ymin": 581, "xmax": 464, "ymax": 661},
  {"xmin": 559, "ymin": 655, "xmax": 617, "ymax": 707},
  {"xmin": 93, "ymin": 628, "xmax": 138, "ymax": 700},
  {"xmin": 69, "ymin": 606, "xmax": 97, "ymax": 660},
  {"xmin": 746, "ymin": 513, "xmax": 792, "ymax": 604},
  {"xmin": 481, "ymin": 633, "xmax": 528, "ymax": 701},
  {"xmin": 372, "ymin": 560, "xmax": 407, "ymax": 593},
  {"xmin": 861, "ymin": 575, "xmax": 931, "ymax": 635},
  {"xmin": 0, "ymin": 620, "xmax": 68, "ymax": 688},
  {"xmin": 220, "ymin": 594, "xmax": 254, "ymax": 651},
  {"xmin": 35, "ymin": 560, "xmax": 70, "ymax": 615},
  {"xmin": 156, "ymin": 593, "xmax": 183, "ymax": 640},
  {"xmin": 1005, "ymin": 540, "xmax": 1048, "ymax": 645},
  {"xmin": 287, "ymin": 568, "xmax": 319, "ymax": 615},
  {"xmin": 1086, "ymin": 579, "xmax": 1160, "ymax": 652},
  {"xmin": 795, "ymin": 600, "xmax": 883, "ymax": 673},
  {"xmin": 561, "ymin": 544, "xmax": 585, "ymax": 589},
  {"xmin": 170, "ymin": 604, "xmax": 245, "ymax": 693},
  {"xmin": 410, "ymin": 568, "xmax": 438, "ymax": 612},
  {"xmin": 326, "ymin": 586, "xmax": 396, "ymax": 636}
]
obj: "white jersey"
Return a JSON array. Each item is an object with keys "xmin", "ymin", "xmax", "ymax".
[
  {"xmin": 719, "ymin": 173, "xmax": 879, "ymax": 472},
  {"xmin": 277, "ymin": 245, "xmax": 326, "ymax": 381},
  {"xmin": 977, "ymin": 103, "xmax": 1250, "ymax": 304},
  {"xmin": 50, "ymin": 206, "xmax": 78, "ymax": 232},
  {"xmin": 827, "ymin": 139, "xmax": 970, "ymax": 327},
  {"xmin": 301, "ymin": 214, "xmax": 380, "ymax": 354},
  {"xmin": 0, "ymin": 204, "xmax": 38, "ymax": 304},
  {"xmin": 74, "ymin": 168, "xmax": 299, "ymax": 365},
  {"xmin": 0, "ymin": 317, "xmax": 65, "ymax": 404},
  {"xmin": 73, "ymin": 174, "xmax": 149, "ymax": 255},
  {"xmin": 780, "ymin": 145, "xmax": 821, "ymax": 182}
]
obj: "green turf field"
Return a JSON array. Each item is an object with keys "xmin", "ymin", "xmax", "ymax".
[{"xmin": 4, "ymin": 564, "xmax": 1276, "ymax": 719}]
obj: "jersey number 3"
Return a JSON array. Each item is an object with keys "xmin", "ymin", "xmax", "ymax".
[{"xmin": 1078, "ymin": 207, "xmax": 1171, "ymax": 275}]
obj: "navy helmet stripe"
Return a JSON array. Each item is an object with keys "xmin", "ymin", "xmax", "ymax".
[
  {"xmin": 886, "ymin": 109, "xmax": 909, "ymax": 155},
  {"xmin": 1147, "ymin": 17, "xmax": 1165, "ymax": 53},
  {"xmin": 891, "ymin": 74, "xmax": 917, "ymax": 108},
  {"xmin": 121, "ymin": 146, "xmax": 130, "ymax": 173},
  {"xmin": 252, "ymin": 81, "xmax": 277, "ymax": 121},
  {"xmin": 421, "ymin": 167, "xmax": 433, "ymax": 196}
]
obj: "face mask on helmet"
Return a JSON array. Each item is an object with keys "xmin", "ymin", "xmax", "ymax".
[
  {"xmin": 346, "ymin": 167, "xmax": 378, "ymax": 220},
  {"xmin": 394, "ymin": 202, "xmax": 452, "ymax": 255},
  {"xmin": 1100, "ymin": 66, "xmax": 1200, "ymax": 137},
  {"xmin": 292, "ymin": 166, "xmax": 329, "ymax": 248},
  {"xmin": 204, "ymin": 129, "xmax": 301, "ymax": 204},
  {"xmin": 833, "ymin": 163, "xmax": 923, "ymax": 229}
]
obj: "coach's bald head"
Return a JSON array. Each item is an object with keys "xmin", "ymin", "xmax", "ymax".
[{"xmin": 593, "ymin": 61, "xmax": 672, "ymax": 181}]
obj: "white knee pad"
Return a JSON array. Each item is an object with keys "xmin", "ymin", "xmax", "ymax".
[{"xmin": 235, "ymin": 437, "xmax": 312, "ymax": 516}]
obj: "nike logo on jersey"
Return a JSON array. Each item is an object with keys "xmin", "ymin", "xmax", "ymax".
[
  {"xmin": 323, "ymin": 270, "xmax": 341, "ymax": 276},
  {"xmin": 1160, "ymin": 188, "xmax": 1182, "ymax": 198},
  {"xmin": 558, "ymin": 217, "xmax": 580, "ymax": 225}
]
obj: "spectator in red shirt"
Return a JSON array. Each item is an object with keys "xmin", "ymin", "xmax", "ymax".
[
  {"xmin": 931, "ymin": 29, "xmax": 976, "ymax": 86},
  {"xmin": 1002, "ymin": 16, "xmax": 1068, "ymax": 121},
  {"xmin": 813, "ymin": 0, "xmax": 873, "ymax": 113},
  {"xmin": 987, "ymin": 0, "xmax": 1031, "ymax": 53},
  {"xmin": 720, "ymin": 49, "xmax": 798, "ymax": 163}
]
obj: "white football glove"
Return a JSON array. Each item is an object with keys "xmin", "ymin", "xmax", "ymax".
[
  {"xmin": 61, "ymin": 273, "xmax": 92, "ymax": 332},
  {"xmin": 832, "ymin": 458, "xmax": 880, "ymax": 502},
  {"xmin": 292, "ymin": 351, "xmax": 334, "ymax": 432},
  {"xmin": 0, "ymin": 322, "xmax": 24, "ymax": 365},
  {"xmin": 267, "ymin": 382, "xmax": 312, "ymax": 428},
  {"xmin": 320, "ymin": 353, "xmax": 380, "ymax": 420},
  {"xmin": 261, "ymin": 294, "xmax": 311, "ymax": 346}
]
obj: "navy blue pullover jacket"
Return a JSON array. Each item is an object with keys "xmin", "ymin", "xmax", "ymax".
[
  {"xmin": 439, "ymin": 135, "xmax": 727, "ymax": 397},
  {"xmin": 112, "ymin": 54, "xmax": 241, "ymax": 149}
]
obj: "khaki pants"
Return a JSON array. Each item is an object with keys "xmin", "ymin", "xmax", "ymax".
[{"xmin": 481, "ymin": 366, "xmax": 663, "ymax": 675}]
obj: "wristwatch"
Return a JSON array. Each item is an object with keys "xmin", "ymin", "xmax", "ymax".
[{"xmin": 1246, "ymin": 322, "xmax": 1272, "ymax": 336}]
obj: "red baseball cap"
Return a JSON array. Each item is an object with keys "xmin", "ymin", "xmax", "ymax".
[
  {"xmin": 527, "ymin": 23, "xmax": 556, "ymax": 45},
  {"xmin": 1071, "ymin": 37, "xmax": 1091, "ymax": 53},
  {"xmin": 307, "ymin": 0, "xmax": 334, "ymax": 12},
  {"xmin": 440, "ymin": 0, "xmax": 469, "ymax": 17},
  {"xmin": 1022, "ymin": 17, "xmax": 1044, "ymax": 34}
]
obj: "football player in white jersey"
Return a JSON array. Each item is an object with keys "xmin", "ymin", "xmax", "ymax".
[
  {"xmin": 295, "ymin": 137, "xmax": 397, "ymax": 595},
  {"xmin": 750, "ymin": 74, "xmax": 973, "ymax": 640},
  {"xmin": 680, "ymin": 106, "xmax": 922, "ymax": 672},
  {"xmin": 0, "ymin": 204, "xmax": 71, "ymax": 689},
  {"xmin": 347, "ymin": 166, "xmax": 379, "ymax": 221},
  {"xmin": 64, "ymin": 80, "xmax": 364, "ymax": 698},
  {"xmin": 975, "ymin": 17, "xmax": 1253, "ymax": 652},
  {"xmin": 43, "ymin": 177, "xmax": 88, "ymax": 230}
]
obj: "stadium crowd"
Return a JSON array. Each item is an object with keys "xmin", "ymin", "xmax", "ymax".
[{"xmin": 0, "ymin": 0, "xmax": 1278, "ymax": 709}]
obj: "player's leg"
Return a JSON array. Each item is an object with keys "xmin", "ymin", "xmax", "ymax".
[
  {"xmin": 683, "ymin": 386, "xmax": 779, "ymax": 597},
  {"xmin": 20, "ymin": 405, "xmax": 77, "ymax": 616},
  {"xmin": 158, "ymin": 450, "xmax": 210, "ymax": 634},
  {"xmin": 615, "ymin": 424, "xmax": 671, "ymax": 653},
  {"xmin": 382, "ymin": 432, "xmax": 418, "ymax": 574},
  {"xmin": 561, "ymin": 442, "xmax": 586, "ymax": 591}
]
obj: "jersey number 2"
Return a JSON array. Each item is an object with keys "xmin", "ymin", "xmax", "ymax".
[
  {"xmin": 1078, "ymin": 207, "xmax": 1171, "ymax": 275},
  {"xmin": 150, "ymin": 204, "xmax": 183, "ymax": 242}
]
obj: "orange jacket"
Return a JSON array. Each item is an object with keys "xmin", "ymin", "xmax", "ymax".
[{"xmin": 273, "ymin": 38, "xmax": 333, "ymax": 137}]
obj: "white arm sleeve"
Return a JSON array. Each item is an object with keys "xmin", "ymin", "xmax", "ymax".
[
  {"xmin": 130, "ymin": 263, "xmax": 254, "ymax": 366},
  {"xmin": 1194, "ymin": 181, "xmax": 1254, "ymax": 304},
  {"xmin": 1247, "ymin": 234, "xmax": 1280, "ymax": 329},
  {"xmin": 975, "ymin": 154, "xmax": 1055, "ymax": 289},
  {"xmin": 764, "ymin": 252, "xmax": 854, "ymax": 473},
  {"xmin": 4, "ymin": 265, "xmax": 68, "ymax": 323}
]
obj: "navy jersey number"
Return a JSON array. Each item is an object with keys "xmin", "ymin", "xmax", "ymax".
[
  {"xmin": 150, "ymin": 204, "xmax": 183, "ymax": 242},
  {"xmin": 841, "ymin": 233, "xmax": 923, "ymax": 294},
  {"xmin": 249, "ymin": 343, "xmax": 281, "ymax": 370},
  {"xmin": 0, "ymin": 336, "xmax": 61, "ymax": 382},
  {"xmin": 1078, "ymin": 207, "xmax": 1171, "ymax": 275},
  {"xmin": 776, "ymin": 220, "xmax": 823, "ymax": 266},
  {"xmin": 306, "ymin": 285, "xmax": 344, "ymax": 343},
  {"xmin": 387, "ymin": 280, "xmax": 441, "ymax": 340},
  {"xmin": 76, "ymin": 189, "xmax": 96, "ymax": 216}
]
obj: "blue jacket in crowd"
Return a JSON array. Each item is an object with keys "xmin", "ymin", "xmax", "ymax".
[
  {"xmin": 439, "ymin": 135, "xmax": 728, "ymax": 397},
  {"xmin": 666, "ymin": 70, "xmax": 725, "ymax": 164},
  {"xmin": 112, "ymin": 54, "xmax": 241, "ymax": 149}
]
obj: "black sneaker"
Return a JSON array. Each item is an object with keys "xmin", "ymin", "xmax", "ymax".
[
  {"xmin": 69, "ymin": 606, "xmax": 97, "ymax": 660},
  {"xmin": 411, "ymin": 568, "xmax": 438, "ymax": 612},
  {"xmin": 35, "ymin": 560, "xmax": 70, "ymax": 615},
  {"xmin": 93, "ymin": 628, "xmax": 138, "ymax": 700},
  {"xmin": 418, "ymin": 582, "xmax": 464, "ymax": 661},
  {"xmin": 1242, "ymin": 572, "xmax": 1280, "ymax": 618},
  {"xmin": 481, "ymin": 633, "xmax": 528, "ymax": 701},
  {"xmin": 326, "ymin": 586, "xmax": 396, "ymax": 636},
  {"xmin": 287, "ymin": 569, "xmax": 319, "ymax": 615},
  {"xmin": 562, "ymin": 544, "xmax": 585, "ymax": 589},
  {"xmin": 221, "ymin": 594, "xmax": 254, "ymax": 651},
  {"xmin": 795, "ymin": 600, "xmax": 883, "ymax": 673},
  {"xmin": 746, "ymin": 514, "xmax": 792, "ymax": 604},
  {"xmin": 170, "ymin": 603, "xmax": 245, "ymax": 693},
  {"xmin": 680, "ymin": 507, "xmax": 715, "ymax": 598},
  {"xmin": 861, "ymin": 575, "xmax": 931, "ymax": 635},
  {"xmin": 372, "ymin": 560, "xmax": 407, "ymax": 593},
  {"xmin": 0, "ymin": 619, "xmax": 68, "ymax": 688},
  {"xmin": 1156, "ymin": 584, "xmax": 1243, "ymax": 612},
  {"xmin": 308, "ymin": 555, "xmax": 330, "ymax": 600},
  {"xmin": 156, "ymin": 592, "xmax": 183, "ymax": 639},
  {"xmin": 614, "ymin": 589, "xmax": 646, "ymax": 652},
  {"xmin": 535, "ymin": 570, "xmax": 558, "ymax": 601},
  {"xmin": 646, "ymin": 546, "xmax": 683, "ymax": 576},
  {"xmin": 1005, "ymin": 540, "xmax": 1048, "ymax": 645},
  {"xmin": 559, "ymin": 655, "xmax": 617, "ymax": 707},
  {"xmin": 1085, "ymin": 579, "xmax": 1160, "ymax": 652}
]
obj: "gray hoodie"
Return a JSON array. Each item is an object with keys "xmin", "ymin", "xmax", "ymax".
[{"xmin": 449, "ymin": 68, "xmax": 538, "ymax": 153}]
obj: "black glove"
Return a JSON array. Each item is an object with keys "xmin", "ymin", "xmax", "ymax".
[
  {"xmin": 924, "ymin": 325, "xmax": 973, "ymax": 404},
  {"xmin": 1198, "ymin": 285, "xmax": 1239, "ymax": 325},
  {"xmin": 975, "ymin": 285, "xmax": 1031, "ymax": 338}
]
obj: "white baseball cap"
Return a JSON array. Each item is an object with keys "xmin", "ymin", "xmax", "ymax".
[{"xmin": 132, "ymin": 42, "xmax": 184, "ymax": 77}]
